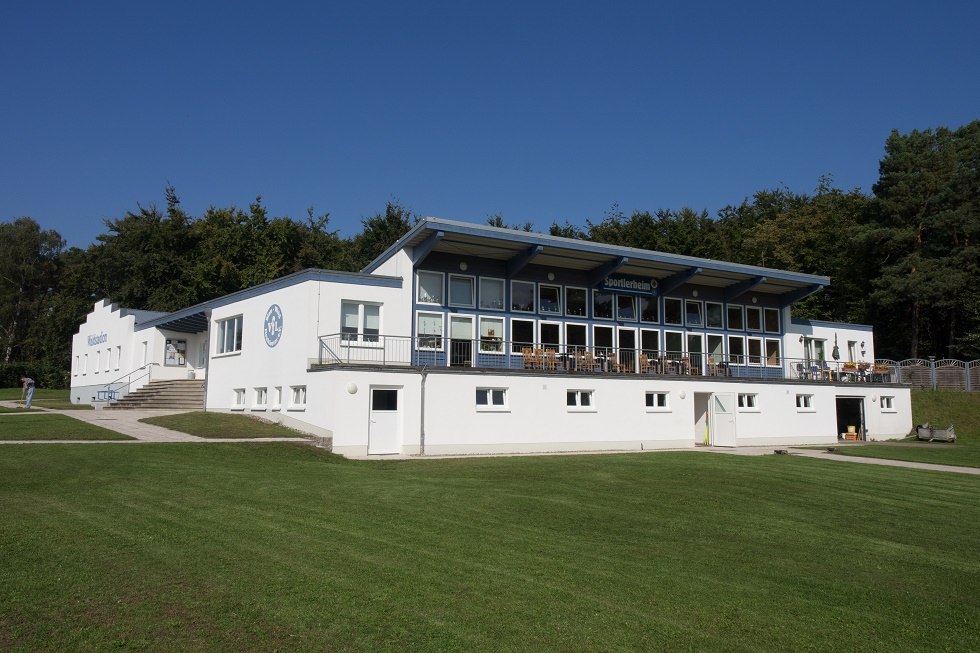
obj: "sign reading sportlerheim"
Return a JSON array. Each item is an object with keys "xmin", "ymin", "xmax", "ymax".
[{"xmin": 600, "ymin": 274, "xmax": 658, "ymax": 296}]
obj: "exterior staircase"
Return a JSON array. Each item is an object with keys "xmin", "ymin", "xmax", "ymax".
[{"xmin": 105, "ymin": 379, "xmax": 205, "ymax": 410}]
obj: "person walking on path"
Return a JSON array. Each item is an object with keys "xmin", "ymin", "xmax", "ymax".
[{"xmin": 20, "ymin": 376, "xmax": 35, "ymax": 409}]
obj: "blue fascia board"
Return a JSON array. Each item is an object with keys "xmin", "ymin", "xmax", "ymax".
[
  {"xmin": 363, "ymin": 217, "xmax": 830, "ymax": 287},
  {"xmin": 791, "ymin": 317, "xmax": 874, "ymax": 331},
  {"xmin": 135, "ymin": 268, "xmax": 402, "ymax": 332}
]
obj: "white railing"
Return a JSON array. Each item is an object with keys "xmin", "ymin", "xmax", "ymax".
[{"xmin": 97, "ymin": 363, "xmax": 159, "ymax": 402}]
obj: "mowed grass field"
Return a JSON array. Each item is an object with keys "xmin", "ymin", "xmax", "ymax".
[{"xmin": 1, "ymin": 444, "xmax": 978, "ymax": 652}]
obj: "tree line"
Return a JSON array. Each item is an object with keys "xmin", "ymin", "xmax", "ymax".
[{"xmin": 2, "ymin": 121, "xmax": 977, "ymax": 387}]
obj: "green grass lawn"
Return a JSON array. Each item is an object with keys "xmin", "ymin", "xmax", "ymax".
[
  {"xmin": 140, "ymin": 411, "xmax": 309, "ymax": 438},
  {"xmin": 1, "ymin": 444, "xmax": 977, "ymax": 652},
  {"xmin": 838, "ymin": 391, "xmax": 980, "ymax": 468},
  {"xmin": 0, "ymin": 414, "xmax": 134, "ymax": 440},
  {"xmin": 0, "ymin": 387, "xmax": 92, "ymax": 410}
]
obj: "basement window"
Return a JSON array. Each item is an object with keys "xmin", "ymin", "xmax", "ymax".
[{"xmin": 232, "ymin": 388, "xmax": 246, "ymax": 410}]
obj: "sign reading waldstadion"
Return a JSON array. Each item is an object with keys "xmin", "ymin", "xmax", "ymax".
[{"xmin": 601, "ymin": 275, "xmax": 658, "ymax": 296}]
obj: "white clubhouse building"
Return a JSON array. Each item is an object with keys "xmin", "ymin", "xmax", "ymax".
[{"xmin": 71, "ymin": 218, "xmax": 912, "ymax": 456}]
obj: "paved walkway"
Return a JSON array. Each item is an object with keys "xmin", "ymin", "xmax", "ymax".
[
  {"xmin": 0, "ymin": 401, "xmax": 310, "ymax": 444},
  {"xmin": 2, "ymin": 400, "xmax": 978, "ymax": 475}
]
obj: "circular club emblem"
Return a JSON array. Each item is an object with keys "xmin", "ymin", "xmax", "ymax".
[{"xmin": 264, "ymin": 304, "xmax": 284, "ymax": 347}]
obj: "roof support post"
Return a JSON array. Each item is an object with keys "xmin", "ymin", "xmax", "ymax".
[
  {"xmin": 723, "ymin": 275, "xmax": 767, "ymax": 303},
  {"xmin": 588, "ymin": 256, "xmax": 629, "ymax": 288},
  {"xmin": 658, "ymin": 266, "xmax": 702, "ymax": 296},
  {"xmin": 506, "ymin": 245, "xmax": 543, "ymax": 277}
]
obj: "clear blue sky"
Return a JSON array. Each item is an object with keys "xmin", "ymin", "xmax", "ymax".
[{"xmin": 2, "ymin": 1, "xmax": 977, "ymax": 248}]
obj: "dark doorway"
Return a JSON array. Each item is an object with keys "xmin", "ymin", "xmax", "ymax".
[{"xmin": 835, "ymin": 397, "xmax": 865, "ymax": 440}]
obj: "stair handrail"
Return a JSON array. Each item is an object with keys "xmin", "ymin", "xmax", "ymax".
[{"xmin": 98, "ymin": 363, "xmax": 159, "ymax": 402}]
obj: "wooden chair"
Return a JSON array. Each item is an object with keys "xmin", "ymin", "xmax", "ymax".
[
  {"xmin": 679, "ymin": 357, "xmax": 691, "ymax": 376},
  {"xmin": 574, "ymin": 349, "xmax": 586, "ymax": 372},
  {"xmin": 707, "ymin": 355, "xmax": 717, "ymax": 377},
  {"xmin": 639, "ymin": 353, "xmax": 652, "ymax": 374},
  {"xmin": 521, "ymin": 346, "xmax": 534, "ymax": 369},
  {"xmin": 544, "ymin": 348, "xmax": 558, "ymax": 371},
  {"xmin": 583, "ymin": 351, "xmax": 598, "ymax": 372}
]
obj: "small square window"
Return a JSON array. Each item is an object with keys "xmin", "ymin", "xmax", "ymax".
[
  {"xmin": 417, "ymin": 271, "xmax": 444, "ymax": 304},
  {"xmin": 289, "ymin": 385, "xmax": 307, "ymax": 410},
  {"xmin": 567, "ymin": 390, "xmax": 595, "ymax": 410},
  {"xmin": 254, "ymin": 387, "xmax": 268, "ymax": 409},
  {"xmin": 737, "ymin": 393, "xmax": 758, "ymax": 410},
  {"xmin": 795, "ymin": 394, "xmax": 813, "ymax": 411},
  {"xmin": 645, "ymin": 391, "xmax": 669, "ymax": 411},
  {"xmin": 727, "ymin": 305, "xmax": 744, "ymax": 331},
  {"xmin": 479, "ymin": 278, "xmax": 505, "ymax": 310},
  {"xmin": 746, "ymin": 307, "xmax": 763, "ymax": 332},
  {"xmin": 232, "ymin": 388, "xmax": 245, "ymax": 410},
  {"xmin": 565, "ymin": 287, "xmax": 587, "ymax": 317},
  {"xmin": 476, "ymin": 387, "xmax": 508, "ymax": 411},
  {"xmin": 880, "ymin": 396, "xmax": 895, "ymax": 412},
  {"xmin": 592, "ymin": 290, "xmax": 613, "ymax": 319},
  {"xmin": 449, "ymin": 275, "xmax": 475, "ymax": 307},
  {"xmin": 511, "ymin": 281, "xmax": 536, "ymax": 312},
  {"xmin": 272, "ymin": 386, "xmax": 282, "ymax": 411},
  {"xmin": 539, "ymin": 285, "xmax": 562, "ymax": 314}
]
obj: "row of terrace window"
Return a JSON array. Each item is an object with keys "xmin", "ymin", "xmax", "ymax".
[
  {"xmin": 416, "ymin": 311, "xmax": 784, "ymax": 364},
  {"xmin": 417, "ymin": 270, "xmax": 781, "ymax": 332}
]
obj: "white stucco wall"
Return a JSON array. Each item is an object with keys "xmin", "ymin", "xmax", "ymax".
[{"xmin": 71, "ymin": 300, "xmax": 146, "ymax": 403}]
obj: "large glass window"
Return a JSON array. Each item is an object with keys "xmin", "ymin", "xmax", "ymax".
[
  {"xmin": 747, "ymin": 337, "xmax": 763, "ymax": 365},
  {"xmin": 727, "ymin": 305, "xmax": 744, "ymax": 330},
  {"xmin": 449, "ymin": 275, "xmax": 475, "ymax": 307},
  {"xmin": 566, "ymin": 323, "xmax": 587, "ymax": 353},
  {"xmin": 764, "ymin": 308, "xmax": 780, "ymax": 333},
  {"xmin": 639, "ymin": 296, "xmax": 658, "ymax": 323},
  {"xmin": 479, "ymin": 277, "xmax": 505, "ymax": 310},
  {"xmin": 617, "ymin": 295, "xmax": 637, "ymax": 321},
  {"xmin": 511, "ymin": 319, "xmax": 535, "ymax": 353},
  {"xmin": 685, "ymin": 300, "xmax": 703, "ymax": 327},
  {"xmin": 746, "ymin": 306, "xmax": 762, "ymax": 331},
  {"xmin": 341, "ymin": 301, "xmax": 381, "ymax": 342},
  {"xmin": 664, "ymin": 331, "xmax": 684, "ymax": 356},
  {"xmin": 663, "ymin": 298, "xmax": 683, "ymax": 325},
  {"xmin": 217, "ymin": 315, "xmax": 243, "ymax": 354},
  {"xmin": 593, "ymin": 325, "xmax": 614, "ymax": 355},
  {"xmin": 565, "ymin": 287, "xmax": 587, "ymax": 317},
  {"xmin": 416, "ymin": 312, "xmax": 443, "ymax": 350},
  {"xmin": 539, "ymin": 284, "xmax": 561, "ymax": 314},
  {"xmin": 640, "ymin": 329, "xmax": 659, "ymax": 356},
  {"xmin": 540, "ymin": 322, "xmax": 561, "ymax": 348},
  {"xmin": 765, "ymin": 339, "xmax": 781, "ymax": 366},
  {"xmin": 511, "ymin": 281, "xmax": 535, "ymax": 312},
  {"xmin": 705, "ymin": 302, "xmax": 723, "ymax": 329},
  {"xmin": 479, "ymin": 317, "xmax": 504, "ymax": 353},
  {"xmin": 728, "ymin": 335, "xmax": 745, "ymax": 364},
  {"xmin": 417, "ymin": 271, "xmax": 443, "ymax": 305},
  {"xmin": 592, "ymin": 290, "xmax": 613, "ymax": 319}
]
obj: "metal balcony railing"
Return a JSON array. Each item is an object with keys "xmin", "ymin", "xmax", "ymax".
[{"xmin": 316, "ymin": 333, "xmax": 900, "ymax": 383}]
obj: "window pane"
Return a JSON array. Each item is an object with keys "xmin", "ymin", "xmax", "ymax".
[
  {"xmin": 685, "ymin": 301, "xmax": 702, "ymax": 327},
  {"xmin": 665, "ymin": 331, "xmax": 683, "ymax": 354},
  {"xmin": 567, "ymin": 391, "xmax": 576, "ymax": 406},
  {"xmin": 372, "ymin": 389, "xmax": 398, "ymax": 411},
  {"xmin": 566, "ymin": 324, "xmax": 587, "ymax": 348},
  {"xmin": 491, "ymin": 389, "xmax": 505, "ymax": 405},
  {"xmin": 418, "ymin": 271, "xmax": 443, "ymax": 304},
  {"xmin": 746, "ymin": 307, "xmax": 762, "ymax": 331},
  {"xmin": 594, "ymin": 326, "xmax": 613, "ymax": 349},
  {"xmin": 728, "ymin": 336, "xmax": 745, "ymax": 359},
  {"xmin": 727, "ymin": 305, "xmax": 744, "ymax": 330},
  {"xmin": 639, "ymin": 297, "xmax": 658, "ymax": 323},
  {"xmin": 479, "ymin": 278, "xmax": 504, "ymax": 310},
  {"xmin": 593, "ymin": 291, "xmax": 613, "ymax": 319},
  {"xmin": 705, "ymin": 302, "xmax": 723, "ymax": 329},
  {"xmin": 641, "ymin": 330, "xmax": 659, "ymax": 355},
  {"xmin": 764, "ymin": 308, "xmax": 780, "ymax": 333},
  {"xmin": 512, "ymin": 320, "xmax": 535, "ymax": 352},
  {"xmin": 540, "ymin": 323, "xmax": 560, "ymax": 346},
  {"xmin": 539, "ymin": 285, "xmax": 561, "ymax": 313},
  {"xmin": 566, "ymin": 288, "xmax": 587, "ymax": 316},
  {"xmin": 512, "ymin": 281, "xmax": 535, "ymax": 312},
  {"xmin": 646, "ymin": 393, "xmax": 655, "ymax": 407},
  {"xmin": 449, "ymin": 276, "xmax": 474, "ymax": 306},
  {"xmin": 341, "ymin": 302, "xmax": 359, "ymax": 340},
  {"xmin": 476, "ymin": 389, "xmax": 488, "ymax": 405},
  {"xmin": 580, "ymin": 392, "xmax": 591, "ymax": 407},
  {"xmin": 617, "ymin": 295, "xmax": 636, "ymax": 321},
  {"xmin": 664, "ymin": 298, "xmax": 683, "ymax": 325}
]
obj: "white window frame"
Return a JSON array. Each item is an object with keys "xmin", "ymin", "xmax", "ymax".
[
  {"xmin": 511, "ymin": 280, "xmax": 536, "ymax": 313},
  {"xmin": 566, "ymin": 389, "xmax": 596, "ymax": 412},
  {"xmin": 341, "ymin": 301, "xmax": 382, "ymax": 344},
  {"xmin": 478, "ymin": 316, "xmax": 505, "ymax": 354},
  {"xmin": 737, "ymin": 393, "xmax": 759, "ymax": 412},
  {"xmin": 727, "ymin": 304, "xmax": 744, "ymax": 331},
  {"xmin": 448, "ymin": 274, "xmax": 476, "ymax": 308},
  {"xmin": 592, "ymin": 290, "xmax": 614, "ymax": 320},
  {"xmin": 746, "ymin": 306, "xmax": 763, "ymax": 332},
  {"xmin": 747, "ymin": 336, "xmax": 764, "ymax": 366},
  {"xmin": 765, "ymin": 338, "xmax": 781, "ymax": 367},
  {"xmin": 289, "ymin": 385, "xmax": 307, "ymax": 411},
  {"xmin": 764, "ymin": 307, "xmax": 781, "ymax": 333},
  {"xmin": 115, "ymin": 346, "xmax": 121, "ymax": 371},
  {"xmin": 645, "ymin": 391, "xmax": 670, "ymax": 412},
  {"xmin": 272, "ymin": 386, "xmax": 282, "ymax": 411},
  {"xmin": 685, "ymin": 300, "xmax": 703, "ymax": 328},
  {"xmin": 232, "ymin": 388, "xmax": 246, "ymax": 410},
  {"xmin": 663, "ymin": 297, "xmax": 683, "ymax": 326},
  {"xmin": 417, "ymin": 270, "xmax": 444, "ymax": 305},
  {"xmin": 254, "ymin": 387, "xmax": 268, "ymax": 410},
  {"xmin": 539, "ymin": 320, "xmax": 562, "ymax": 350},
  {"xmin": 565, "ymin": 286, "xmax": 588, "ymax": 318},
  {"xmin": 416, "ymin": 311, "xmax": 444, "ymax": 351},
  {"xmin": 616, "ymin": 294, "xmax": 637, "ymax": 322},
  {"xmin": 565, "ymin": 322, "xmax": 588, "ymax": 354},
  {"xmin": 728, "ymin": 335, "xmax": 745, "ymax": 365},
  {"xmin": 475, "ymin": 387, "xmax": 509, "ymax": 412},
  {"xmin": 705, "ymin": 302, "xmax": 724, "ymax": 329},
  {"xmin": 539, "ymin": 284, "xmax": 562, "ymax": 315},
  {"xmin": 795, "ymin": 393, "xmax": 814, "ymax": 412},
  {"xmin": 880, "ymin": 395, "xmax": 895, "ymax": 412},
  {"xmin": 510, "ymin": 317, "xmax": 536, "ymax": 354},
  {"xmin": 663, "ymin": 330, "xmax": 684, "ymax": 357},
  {"xmin": 216, "ymin": 315, "xmax": 244, "ymax": 356},
  {"xmin": 479, "ymin": 277, "xmax": 505, "ymax": 311}
]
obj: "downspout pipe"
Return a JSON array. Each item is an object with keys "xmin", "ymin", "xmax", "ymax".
[{"xmin": 419, "ymin": 367, "xmax": 427, "ymax": 456}]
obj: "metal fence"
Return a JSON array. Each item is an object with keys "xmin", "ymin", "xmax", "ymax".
[{"xmin": 877, "ymin": 358, "xmax": 980, "ymax": 391}]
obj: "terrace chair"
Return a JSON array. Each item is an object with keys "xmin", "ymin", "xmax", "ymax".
[
  {"xmin": 533, "ymin": 348, "xmax": 545, "ymax": 370},
  {"xmin": 707, "ymin": 355, "xmax": 718, "ymax": 376},
  {"xmin": 583, "ymin": 351, "xmax": 599, "ymax": 372},
  {"xmin": 679, "ymin": 357, "xmax": 691, "ymax": 376},
  {"xmin": 521, "ymin": 346, "xmax": 534, "ymax": 369},
  {"xmin": 574, "ymin": 349, "xmax": 586, "ymax": 372},
  {"xmin": 639, "ymin": 353, "xmax": 652, "ymax": 374},
  {"xmin": 544, "ymin": 348, "xmax": 558, "ymax": 371}
]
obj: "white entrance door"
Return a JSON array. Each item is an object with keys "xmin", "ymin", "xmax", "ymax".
[
  {"xmin": 709, "ymin": 393, "xmax": 736, "ymax": 447},
  {"xmin": 368, "ymin": 387, "xmax": 401, "ymax": 454}
]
